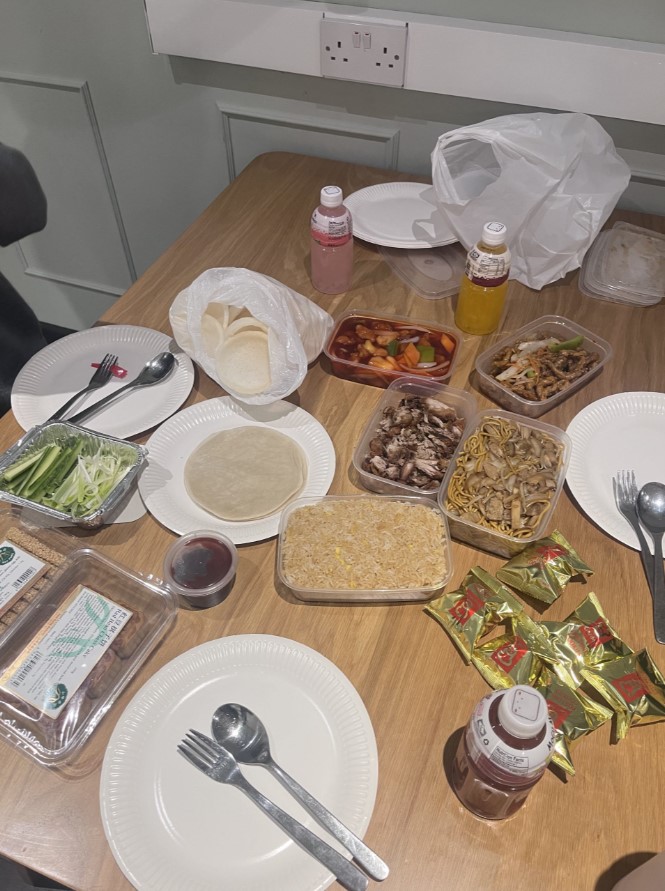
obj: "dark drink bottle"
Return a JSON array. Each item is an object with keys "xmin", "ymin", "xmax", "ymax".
[{"xmin": 451, "ymin": 685, "xmax": 554, "ymax": 820}]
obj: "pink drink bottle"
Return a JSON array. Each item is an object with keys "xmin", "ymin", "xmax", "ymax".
[
  {"xmin": 451, "ymin": 685, "xmax": 554, "ymax": 820},
  {"xmin": 310, "ymin": 185, "xmax": 353, "ymax": 294}
]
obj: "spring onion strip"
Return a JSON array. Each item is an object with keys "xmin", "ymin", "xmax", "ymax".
[{"xmin": 44, "ymin": 451, "xmax": 132, "ymax": 517}]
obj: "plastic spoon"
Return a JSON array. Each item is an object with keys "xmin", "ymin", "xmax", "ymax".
[
  {"xmin": 211, "ymin": 703, "xmax": 389, "ymax": 881},
  {"xmin": 66, "ymin": 352, "xmax": 176, "ymax": 426},
  {"xmin": 636, "ymin": 482, "xmax": 665, "ymax": 644}
]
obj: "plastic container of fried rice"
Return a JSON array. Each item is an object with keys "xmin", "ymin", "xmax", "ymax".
[{"xmin": 276, "ymin": 494, "xmax": 453, "ymax": 603}]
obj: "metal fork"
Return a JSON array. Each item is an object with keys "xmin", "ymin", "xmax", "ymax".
[
  {"xmin": 178, "ymin": 731, "xmax": 369, "ymax": 891},
  {"xmin": 613, "ymin": 470, "xmax": 654, "ymax": 592},
  {"xmin": 47, "ymin": 353, "xmax": 118, "ymax": 422}
]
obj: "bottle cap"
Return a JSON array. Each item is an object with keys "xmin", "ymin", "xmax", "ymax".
[
  {"xmin": 320, "ymin": 185, "xmax": 343, "ymax": 208},
  {"xmin": 498, "ymin": 685, "xmax": 547, "ymax": 739},
  {"xmin": 482, "ymin": 221, "xmax": 507, "ymax": 246}
]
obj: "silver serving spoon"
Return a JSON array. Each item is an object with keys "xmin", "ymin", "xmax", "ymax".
[
  {"xmin": 636, "ymin": 482, "xmax": 665, "ymax": 644},
  {"xmin": 65, "ymin": 351, "xmax": 176, "ymax": 426},
  {"xmin": 212, "ymin": 703, "xmax": 389, "ymax": 882}
]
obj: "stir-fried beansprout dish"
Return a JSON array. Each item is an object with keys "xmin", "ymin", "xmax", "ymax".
[
  {"xmin": 281, "ymin": 498, "xmax": 448, "ymax": 590},
  {"xmin": 445, "ymin": 416, "xmax": 564, "ymax": 538},
  {"xmin": 489, "ymin": 333, "xmax": 599, "ymax": 402}
]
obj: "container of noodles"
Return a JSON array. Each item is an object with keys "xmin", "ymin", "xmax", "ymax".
[
  {"xmin": 437, "ymin": 410, "xmax": 571, "ymax": 557},
  {"xmin": 277, "ymin": 494, "xmax": 452, "ymax": 602},
  {"xmin": 474, "ymin": 315, "xmax": 612, "ymax": 418}
]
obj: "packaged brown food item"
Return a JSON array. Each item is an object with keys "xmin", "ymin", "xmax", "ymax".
[
  {"xmin": 4, "ymin": 527, "xmax": 66, "ymax": 568},
  {"xmin": 470, "ymin": 611, "xmax": 552, "ymax": 689},
  {"xmin": 86, "ymin": 648, "xmax": 124, "ymax": 699},
  {"xmin": 496, "ymin": 530, "xmax": 593, "ymax": 604},
  {"xmin": 0, "ymin": 534, "xmax": 176, "ymax": 771},
  {"xmin": 0, "ymin": 526, "xmax": 66, "ymax": 626},
  {"xmin": 581, "ymin": 649, "xmax": 665, "ymax": 741},
  {"xmin": 534, "ymin": 665, "xmax": 613, "ymax": 775},
  {"xmin": 540, "ymin": 592, "xmax": 632, "ymax": 687},
  {"xmin": 425, "ymin": 566, "xmax": 523, "ymax": 661},
  {"xmin": 111, "ymin": 612, "xmax": 148, "ymax": 660}
]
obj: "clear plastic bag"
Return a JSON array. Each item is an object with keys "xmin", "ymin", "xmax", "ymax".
[
  {"xmin": 431, "ymin": 112, "xmax": 631, "ymax": 290},
  {"xmin": 169, "ymin": 268, "xmax": 333, "ymax": 404}
]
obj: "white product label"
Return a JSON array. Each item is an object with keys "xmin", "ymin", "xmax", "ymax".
[
  {"xmin": 466, "ymin": 246, "xmax": 511, "ymax": 283},
  {"xmin": 0, "ymin": 539, "xmax": 47, "ymax": 616},
  {"xmin": 311, "ymin": 207, "xmax": 352, "ymax": 246},
  {"xmin": 489, "ymin": 744, "xmax": 531, "ymax": 775},
  {"xmin": 0, "ymin": 584, "xmax": 132, "ymax": 718}
]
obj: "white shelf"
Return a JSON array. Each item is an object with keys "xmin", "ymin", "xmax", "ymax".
[{"xmin": 144, "ymin": 0, "xmax": 665, "ymax": 125}]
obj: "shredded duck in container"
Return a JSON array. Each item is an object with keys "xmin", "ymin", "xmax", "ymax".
[{"xmin": 280, "ymin": 498, "xmax": 448, "ymax": 590}]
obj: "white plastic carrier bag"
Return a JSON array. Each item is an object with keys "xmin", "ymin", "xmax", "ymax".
[
  {"xmin": 169, "ymin": 267, "xmax": 334, "ymax": 404},
  {"xmin": 431, "ymin": 112, "xmax": 631, "ymax": 290}
]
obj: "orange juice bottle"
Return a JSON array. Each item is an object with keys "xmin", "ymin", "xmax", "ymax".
[{"xmin": 454, "ymin": 222, "xmax": 510, "ymax": 335}]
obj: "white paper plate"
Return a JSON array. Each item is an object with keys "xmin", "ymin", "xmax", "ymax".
[
  {"xmin": 12, "ymin": 325, "xmax": 194, "ymax": 438},
  {"xmin": 100, "ymin": 634, "xmax": 378, "ymax": 891},
  {"xmin": 344, "ymin": 182, "xmax": 457, "ymax": 249},
  {"xmin": 139, "ymin": 398, "xmax": 335, "ymax": 543},
  {"xmin": 566, "ymin": 392, "xmax": 665, "ymax": 551}
]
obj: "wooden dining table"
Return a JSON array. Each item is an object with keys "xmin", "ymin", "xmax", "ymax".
[{"xmin": 1, "ymin": 151, "xmax": 664, "ymax": 891}]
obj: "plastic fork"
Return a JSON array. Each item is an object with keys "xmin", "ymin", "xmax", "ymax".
[
  {"xmin": 612, "ymin": 470, "xmax": 654, "ymax": 592},
  {"xmin": 177, "ymin": 731, "xmax": 369, "ymax": 891},
  {"xmin": 46, "ymin": 353, "xmax": 118, "ymax": 422}
]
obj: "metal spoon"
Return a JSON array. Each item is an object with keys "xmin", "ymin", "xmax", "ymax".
[
  {"xmin": 65, "ymin": 351, "xmax": 176, "ymax": 426},
  {"xmin": 636, "ymin": 482, "xmax": 665, "ymax": 644},
  {"xmin": 212, "ymin": 703, "xmax": 389, "ymax": 882}
]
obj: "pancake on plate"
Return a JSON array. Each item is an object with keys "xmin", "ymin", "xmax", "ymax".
[{"xmin": 184, "ymin": 426, "xmax": 307, "ymax": 521}]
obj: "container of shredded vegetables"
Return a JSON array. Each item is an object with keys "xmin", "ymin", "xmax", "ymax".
[
  {"xmin": 0, "ymin": 421, "xmax": 146, "ymax": 527},
  {"xmin": 474, "ymin": 315, "xmax": 612, "ymax": 418}
]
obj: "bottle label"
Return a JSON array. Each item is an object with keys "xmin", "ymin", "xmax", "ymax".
[
  {"xmin": 311, "ymin": 207, "xmax": 352, "ymax": 247},
  {"xmin": 465, "ymin": 246, "xmax": 510, "ymax": 287}
]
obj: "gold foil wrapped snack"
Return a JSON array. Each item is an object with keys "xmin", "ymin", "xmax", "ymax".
[
  {"xmin": 496, "ymin": 530, "xmax": 593, "ymax": 604},
  {"xmin": 534, "ymin": 666, "xmax": 613, "ymax": 775},
  {"xmin": 470, "ymin": 611, "xmax": 551, "ymax": 689},
  {"xmin": 581, "ymin": 650, "xmax": 665, "ymax": 741},
  {"xmin": 540, "ymin": 593, "xmax": 632, "ymax": 687},
  {"xmin": 425, "ymin": 567, "xmax": 522, "ymax": 661}
]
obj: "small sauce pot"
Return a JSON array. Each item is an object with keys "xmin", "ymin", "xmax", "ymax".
[{"xmin": 163, "ymin": 530, "xmax": 237, "ymax": 608}]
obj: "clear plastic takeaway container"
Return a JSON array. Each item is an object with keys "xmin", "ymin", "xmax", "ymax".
[
  {"xmin": 352, "ymin": 378, "xmax": 477, "ymax": 498},
  {"xmin": 578, "ymin": 222, "xmax": 665, "ymax": 305},
  {"xmin": 437, "ymin": 409, "xmax": 571, "ymax": 558},
  {"xmin": 277, "ymin": 494, "xmax": 453, "ymax": 603},
  {"xmin": 474, "ymin": 315, "xmax": 612, "ymax": 418},
  {"xmin": 379, "ymin": 243, "xmax": 467, "ymax": 299},
  {"xmin": 324, "ymin": 308, "xmax": 462, "ymax": 388},
  {"xmin": 0, "ymin": 508, "xmax": 176, "ymax": 771}
]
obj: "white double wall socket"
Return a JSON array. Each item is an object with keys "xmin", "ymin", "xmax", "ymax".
[{"xmin": 320, "ymin": 13, "xmax": 408, "ymax": 88}]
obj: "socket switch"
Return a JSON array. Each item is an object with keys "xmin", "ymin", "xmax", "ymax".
[{"xmin": 320, "ymin": 15, "xmax": 408, "ymax": 88}]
